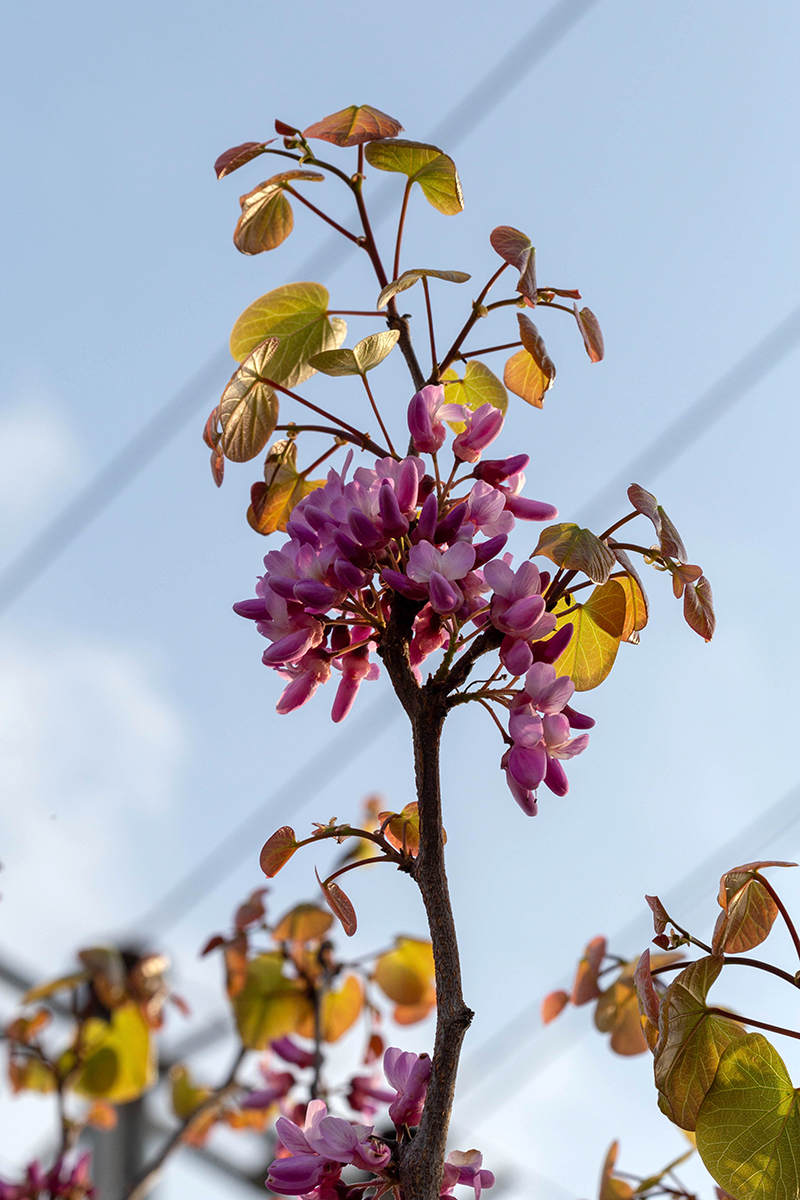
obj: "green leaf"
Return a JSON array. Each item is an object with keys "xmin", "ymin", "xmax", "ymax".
[
  {"xmin": 534, "ymin": 523, "xmax": 617, "ymax": 583},
  {"xmin": 550, "ymin": 580, "xmax": 627, "ymax": 691},
  {"xmin": 229, "ymin": 282, "xmax": 347, "ymax": 388},
  {"xmin": 696, "ymin": 1034, "xmax": 800, "ymax": 1200},
  {"xmin": 233, "ymin": 952, "xmax": 312, "ymax": 1049},
  {"xmin": 442, "ymin": 361, "xmax": 508, "ymax": 427},
  {"xmin": 712, "ymin": 861, "xmax": 796, "ymax": 955},
  {"xmin": 364, "ymin": 139, "xmax": 463, "ymax": 214},
  {"xmin": 218, "ymin": 338, "xmax": 280, "ymax": 462},
  {"xmin": 73, "ymin": 1004, "xmax": 155, "ymax": 1103},
  {"xmin": 503, "ymin": 346, "xmax": 554, "ymax": 408},
  {"xmin": 234, "ymin": 171, "xmax": 324, "ymax": 255},
  {"xmin": 309, "ymin": 329, "xmax": 399, "ymax": 376},
  {"xmin": 489, "ymin": 226, "xmax": 537, "ymax": 305},
  {"xmin": 376, "ymin": 268, "xmax": 471, "ymax": 309},
  {"xmin": 654, "ymin": 956, "xmax": 744, "ymax": 1130},
  {"xmin": 303, "ymin": 105, "xmax": 403, "ymax": 147}
]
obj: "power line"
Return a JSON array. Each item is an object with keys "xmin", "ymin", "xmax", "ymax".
[{"xmin": 0, "ymin": 0, "xmax": 600, "ymax": 620}]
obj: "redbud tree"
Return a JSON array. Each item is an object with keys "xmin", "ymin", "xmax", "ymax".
[{"xmin": 10, "ymin": 102, "xmax": 794, "ymax": 1200}]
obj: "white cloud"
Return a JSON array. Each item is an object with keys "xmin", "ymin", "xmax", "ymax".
[{"xmin": 0, "ymin": 390, "xmax": 83, "ymax": 545}]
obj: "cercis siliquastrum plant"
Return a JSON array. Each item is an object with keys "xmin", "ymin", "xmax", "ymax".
[{"xmin": 203, "ymin": 104, "xmax": 715, "ymax": 1200}]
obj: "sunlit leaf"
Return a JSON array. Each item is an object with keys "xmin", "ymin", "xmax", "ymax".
[
  {"xmin": 248, "ymin": 439, "xmax": 326, "ymax": 537},
  {"xmin": 73, "ymin": 1004, "xmax": 155, "ymax": 1103},
  {"xmin": 609, "ymin": 543, "xmax": 649, "ymax": 642},
  {"xmin": 297, "ymin": 974, "xmax": 364, "ymax": 1043},
  {"xmin": 223, "ymin": 935, "xmax": 248, "ymax": 999},
  {"xmin": 442, "ymin": 361, "xmax": 508, "ymax": 427},
  {"xmin": 503, "ymin": 347, "xmax": 554, "ymax": 408},
  {"xmin": 683, "ymin": 576, "xmax": 715, "ymax": 642},
  {"xmin": 170, "ymin": 1062, "xmax": 212, "ymax": 1120},
  {"xmin": 374, "ymin": 937, "xmax": 435, "ymax": 1025},
  {"xmin": 376, "ymin": 268, "xmax": 471, "ymax": 309},
  {"xmin": 517, "ymin": 314, "xmax": 555, "ymax": 385},
  {"xmin": 574, "ymin": 304, "xmax": 605, "ymax": 362},
  {"xmin": 654, "ymin": 956, "xmax": 744, "ymax": 1130},
  {"xmin": 364, "ymin": 139, "xmax": 463, "ymax": 214},
  {"xmin": 234, "ymin": 171, "xmax": 324, "ymax": 255},
  {"xmin": 229, "ymin": 282, "xmax": 347, "ymax": 388},
  {"xmin": 22, "ymin": 972, "xmax": 88, "ymax": 1005},
  {"xmin": 260, "ymin": 825, "xmax": 298, "ymax": 877},
  {"xmin": 627, "ymin": 484, "xmax": 688, "ymax": 562},
  {"xmin": 215, "ymin": 140, "xmax": 276, "ymax": 179},
  {"xmin": 696, "ymin": 1034, "xmax": 800, "ymax": 1200},
  {"xmin": 712, "ymin": 861, "xmax": 796, "ymax": 955},
  {"xmin": 218, "ymin": 339, "xmax": 280, "ymax": 462},
  {"xmin": 316, "ymin": 869, "xmax": 357, "ymax": 937},
  {"xmin": 273, "ymin": 903, "xmax": 333, "ymax": 943},
  {"xmin": 633, "ymin": 951, "xmax": 661, "ymax": 1053},
  {"xmin": 541, "ymin": 990, "xmax": 570, "ymax": 1024},
  {"xmin": 599, "ymin": 1142, "xmax": 635, "ymax": 1200},
  {"xmin": 233, "ymin": 953, "xmax": 312, "ymax": 1050},
  {"xmin": 594, "ymin": 978, "xmax": 648, "ymax": 1056},
  {"xmin": 309, "ymin": 329, "xmax": 399, "ymax": 376},
  {"xmin": 489, "ymin": 226, "xmax": 537, "ymax": 305},
  {"xmin": 646, "ymin": 895, "xmax": 670, "ymax": 936},
  {"xmin": 572, "ymin": 936, "xmax": 607, "ymax": 1005},
  {"xmin": 8, "ymin": 1056, "xmax": 56, "ymax": 1094},
  {"xmin": 535, "ymin": 524, "xmax": 617, "ymax": 584},
  {"xmin": 551, "ymin": 581, "xmax": 627, "ymax": 691},
  {"xmin": 303, "ymin": 105, "xmax": 403, "ymax": 147}
]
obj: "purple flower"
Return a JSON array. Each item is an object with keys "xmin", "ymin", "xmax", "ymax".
[
  {"xmin": 241, "ymin": 1069, "xmax": 295, "ymax": 1110},
  {"xmin": 442, "ymin": 1150, "xmax": 495, "ymax": 1199},
  {"xmin": 268, "ymin": 1100, "xmax": 390, "ymax": 1196},
  {"xmin": 407, "ymin": 541, "xmax": 476, "ymax": 615},
  {"xmin": 452, "ymin": 404, "xmax": 504, "ymax": 463},
  {"xmin": 384, "ymin": 1047, "xmax": 432, "ymax": 1128},
  {"xmin": 271, "ymin": 1037, "xmax": 317, "ymax": 1068},
  {"xmin": 407, "ymin": 385, "xmax": 461, "ymax": 454}
]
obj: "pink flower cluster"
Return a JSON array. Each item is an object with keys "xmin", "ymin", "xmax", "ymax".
[
  {"xmin": 0, "ymin": 1156, "xmax": 93, "ymax": 1200},
  {"xmin": 235, "ymin": 387, "xmax": 593, "ymax": 809}
]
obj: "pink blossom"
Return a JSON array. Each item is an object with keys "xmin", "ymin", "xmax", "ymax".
[
  {"xmin": 452, "ymin": 403, "xmax": 504, "ymax": 463},
  {"xmin": 442, "ymin": 1150, "xmax": 495, "ymax": 1199},
  {"xmin": 407, "ymin": 385, "xmax": 461, "ymax": 454},
  {"xmin": 407, "ymin": 541, "xmax": 476, "ymax": 615},
  {"xmin": 268, "ymin": 1100, "xmax": 390, "ymax": 1196},
  {"xmin": 384, "ymin": 1047, "xmax": 432, "ymax": 1128}
]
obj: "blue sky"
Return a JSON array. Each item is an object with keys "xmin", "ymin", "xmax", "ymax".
[{"xmin": 2, "ymin": 2, "xmax": 800, "ymax": 1197}]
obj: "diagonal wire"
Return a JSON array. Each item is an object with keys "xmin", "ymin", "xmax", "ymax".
[{"xmin": 0, "ymin": 0, "xmax": 601, "ymax": 619}]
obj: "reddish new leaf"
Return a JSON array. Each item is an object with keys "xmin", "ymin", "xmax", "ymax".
[
  {"xmin": 316, "ymin": 869, "xmax": 357, "ymax": 937},
  {"xmin": 627, "ymin": 484, "xmax": 689, "ymax": 562},
  {"xmin": 199, "ymin": 935, "xmax": 225, "ymax": 957},
  {"xmin": 571, "ymin": 936, "xmax": 607, "ymax": 1005},
  {"xmin": 517, "ymin": 313, "xmax": 556, "ymax": 385},
  {"xmin": 489, "ymin": 226, "xmax": 537, "ymax": 305},
  {"xmin": 633, "ymin": 950, "xmax": 661, "ymax": 1052},
  {"xmin": 573, "ymin": 304, "xmax": 604, "ymax": 362},
  {"xmin": 234, "ymin": 172, "xmax": 324, "ymax": 255},
  {"xmin": 210, "ymin": 445, "xmax": 224, "ymax": 487},
  {"xmin": 683, "ymin": 576, "xmax": 715, "ymax": 642},
  {"xmin": 534, "ymin": 523, "xmax": 617, "ymax": 584},
  {"xmin": 303, "ymin": 105, "xmax": 403, "ymax": 147},
  {"xmin": 234, "ymin": 888, "xmax": 269, "ymax": 932},
  {"xmin": 260, "ymin": 826, "xmax": 298, "ymax": 877},
  {"xmin": 215, "ymin": 140, "xmax": 275, "ymax": 179},
  {"xmin": 274, "ymin": 119, "xmax": 299, "ymax": 136},
  {"xmin": 541, "ymin": 990, "xmax": 569, "ymax": 1024},
  {"xmin": 712, "ymin": 860, "xmax": 796, "ymax": 954},
  {"xmin": 646, "ymin": 894, "xmax": 670, "ymax": 936}
]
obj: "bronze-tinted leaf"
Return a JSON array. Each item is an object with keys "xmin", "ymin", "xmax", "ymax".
[
  {"xmin": 712, "ymin": 861, "xmax": 795, "ymax": 955},
  {"xmin": 247, "ymin": 439, "xmax": 326, "ymax": 536},
  {"xmin": 654, "ymin": 956, "xmax": 744, "ymax": 1130},
  {"xmin": 234, "ymin": 172, "xmax": 325, "ymax": 255},
  {"xmin": 274, "ymin": 119, "xmax": 299, "ymax": 137},
  {"xmin": 503, "ymin": 347, "xmax": 554, "ymax": 408},
  {"xmin": 598, "ymin": 1142, "xmax": 635, "ymax": 1200},
  {"xmin": 609, "ymin": 542, "xmax": 649, "ymax": 642},
  {"xmin": 534, "ymin": 524, "xmax": 617, "ymax": 583},
  {"xmin": 574, "ymin": 304, "xmax": 604, "ymax": 362},
  {"xmin": 364, "ymin": 139, "xmax": 463, "ymax": 214},
  {"xmin": 646, "ymin": 895, "xmax": 670, "ymax": 936},
  {"xmin": 303, "ymin": 105, "xmax": 403, "ymax": 147},
  {"xmin": 594, "ymin": 978, "xmax": 649, "ymax": 1056},
  {"xmin": 517, "ymin": 313, "xmax": 556, "ymax": 383},
  {"xmin": 376, "ymin": 268, "xmax": 471, "ymax": 309},
  {"xmin": 541, "ymin": 990, "xmax": 570, "ymax": 1024},
  {"xmin": 683, "ymin": 576, "xmax": 715, "ymax": 642},
  {"xmin": 633, "ymin": 950, "xmax": 661, "ymax": 1053},
  {"xmin": 316, "ymin": 869, "xmax": 357, "ymax": 937},
  {"xmin": 551, "ymin": 581, "xmax": 627, "ymax": 691},
  {"xmin": 215, "ymin": 140, "xmax": 275, "ymax": 180},
  {"xmin": 273, "ymin": 903, "xmax": 333, "ymax": 943},
  {"xmin": 229, "ymin": 282, "xmax": 347, "ymax": 388},
  {"xmin": 219, "ymin": 339, "xmax": 279, "ymax": 463},
  {"xmin": 234, "ymin": 888, "xmax": 269, "ymax": 932},
  {"xmin": 260, "ymin": 826, "xmax": 298, "ymax": 877},
  {"xmin": 627, "ymin": 484, "xmax": 688, "ymax": 563},
  {"xmin": 210, "ymin": 445, "xmax": 224, "ymax": 487},
  {"xmin": 489, "ymin": 226, "xmax": 537, "ymax": 305},
  {"xmin": 571, "ymin": 936, "xmax": 607, "ymax": 1005},
  {"xmin": 377, "ymin": 801, "xmax": 445, "ymax": 856}
]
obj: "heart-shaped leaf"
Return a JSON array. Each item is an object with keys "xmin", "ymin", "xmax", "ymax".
[
  {"xmin": 303, "ymin": 105, "xmax": 403, "ymax": 146},
  {"xmin": 442, "ymin": 360, "xmax": 508, "ymax": 424},
  {"xmin": 571, "ymin": 936, "xmax": 607, "ymax": 1005},
  {"xmin": 273, "ymin": 903, "xmax": 333, "ymax": 943},
  {"xmin": 654, "ymin": 956, "xmax": 744, "ymax": 1130},
  {"xmin": 232, "ymin": 953, "xmax": 312, "ymax": 1049},
  {"xmin": 374, "ymin": 938, "xmax": 435, "ymax": 1012},
  {"xmin": 503, "ymin": 346, "xmax": 554, "ymax": 408},
  {"xmin": 376, "ymin": 268, "xmax": 471, "ymax": 309},
  {"xmin": 215, "ymin": 140, "xmax": 276, "ymax": 179},
  {"xmin": 712, "ymin": 861, "xmax": 796, "ymax": 954},
  {"xmin": 627, "ymin": 484, "xmax": 689, "ymax": 563},
  {"xmin": 683, "ymin": 575, "xmax": 715, "ymax": 642},
  {"xmin": 260, "ymin": 825, "xmax": 298, "ymax": 877},
  {"xmin": 309, "ymin": 329, "xmax": 399, "ymax": 376},
  {"xmin": 297, "ymin": 973, "xmax": 364, "ymax": 1043},
  {"xmin": 489, "ymin": 226, "xmax": 537, "ymax": 305},
  {"xmin": 230, "ymin": 282, "xmax": 347, "ymax": 388},
  {"xmin": 609, "ymin": 542, "xmax": 650, "ymax": 642},
  {"xmin": 517, "ymin": 312, "xmax": 556, "ymax": 381},
  {"xmin": 73, "ymin": 1004, "xmax": 155, "ymax": 1103},
  {"xmin": 696, "ymin": 1034, "xmax": 800, "ymax": 1200},
  {"xmin": 534, "ymin": 524, "xmax": 617, "ymax": 583},
  {"xmin": 234, "ymin": 171, "xmax": 324, "ymax": 255},
  {"xmin": 364, "ymin": 139, "xmax": 463, "ymax": 214},
  {"xmin": 248, "ymin": 440, "xmax": 326, "ymax": 536},
  {"xmin": 574, "ymin": 304, "xmax": 604, "ymax": 362},
  {"xmin": 218, "ymin": 338, "xmax": 280, "ymax": 462},
  {"xmin": 550, "ymin": 580, "xmax": 627, "ymax": 691}
]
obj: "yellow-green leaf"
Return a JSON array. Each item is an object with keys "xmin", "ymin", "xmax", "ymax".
[
  {"xmin": 551, "ymin": 580, "xmax": 627, "ymax": 691},
  {"xmin": 229, "ymin": 282, "xmax": 347, "ymax": 388},
  {"xmin": 599, "ymin": 1143, "xmax": 635, "ymax": 1200},
  {"xmin": 442, "ymin": 361, "xmax": 508, "ymax": 429},
  {"xmin": 696, "ymin": 1034, "xmax": 800, "ymax": 1200},
  {"xmin": 303, "ymin": 105, "xmax": 403, "ymax": 147},
  {"xmin": 654, "ymin": 957, "xmax": 744, "ymax": 1131},
  {"xmin": 618, "ymin": 573, "xmax": 649, "ymax": 644},
  {"xmin": 219, "ymin": 338, "xmax": 279, "ymax": 462},
  {"xmin": 297, "ymin": 974, "xmax": 364, "ymax": 1043},
  {"xmin": 535, "ymin": 524, "xmax": 617, "ymax": 583},
  {"xmin": 376, "ymin": 268, "xmax": 470, "ymax": 309},
  {"xmin": 248, "ymin": 440, "xmax": 326, "ymax": 536},
  {"xmin": 364, "ymin": 139, "xmax": 463, "ymax": 214},
  {"xmin": 273, "ymin": 903, "xmax": 333, "ymax": 943},
  {"xmin": 309, "ymin": 329, "xmax": 399, "ymax": 376},
  {"xmin": 234, "ymin": 171, "xmax": 324, "ymax": 255},
  {"xmin": 374, "ymin": 938, "xmax": 435, "ymax": 1006},
  {"xmin": 232, "ymin": 953, "xmax": 312, "ymax": 1049},
  {"xmin": 73, "ymin": 1003, "xmax": 155, "ymax": 1103},
  {"xmin": 503, "ymin": 347, "xmax": 554, "ymax": 408}
]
